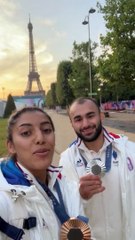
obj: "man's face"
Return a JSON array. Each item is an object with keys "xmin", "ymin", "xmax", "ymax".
[{"xmin": 69, "ymin": 100, "xmax": 103, "ymax": 142}]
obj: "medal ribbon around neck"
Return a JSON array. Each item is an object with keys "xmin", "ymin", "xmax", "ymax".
[
  {"xmin": 81, "ymin": 143, "xmax": 112, "ymax": 176},
  {"xmin": 15, "ymin": 162, "xmax": 91, "ymax": 239},
  {"xmin": 39, "ymin": 180, "xmax": 91, "ymax": 240},
  {"xmin": 91, "ymin": 143, "xmax": 112, "ymax": 176}
]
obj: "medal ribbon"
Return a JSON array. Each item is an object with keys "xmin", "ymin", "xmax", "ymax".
[
  {"xmin": 105, "ymin": 143, "xmax": 112, "ymax": 172},
  {"xmin": 13, "ymin": 161, "xmax": 88, "ymax": 225},
  {"xmin": 39, "ymin": 180, "xmax": 69, "ymax": 224},
  {"xmin": 39, "ymin": 180, "xmax": 89, "ymax": 225},
  {"xmin": 80, "ymin": 143, "xmax": 112, "ymax": 173}
]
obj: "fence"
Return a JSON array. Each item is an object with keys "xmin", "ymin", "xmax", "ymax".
[{"xmin": 102, "ymin": 100, "xmax": 135, "ymax": 112}]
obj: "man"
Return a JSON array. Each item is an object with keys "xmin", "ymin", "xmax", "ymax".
[{"xmin": 59, "ymin": 97, "xmax": 135, "ymax": 240}]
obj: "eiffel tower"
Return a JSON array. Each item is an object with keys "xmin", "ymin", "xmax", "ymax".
[{"xmin": 24, "ymin": 19, "xmax": 45, "ymax": 97}]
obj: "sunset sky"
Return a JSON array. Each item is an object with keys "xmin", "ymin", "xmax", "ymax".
[{"xmin": 0, "ymin": 0, "xmax": 106, "ymax": 99}]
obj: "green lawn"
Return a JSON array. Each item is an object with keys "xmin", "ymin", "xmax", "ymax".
[{"xmin": 0, "ymin": 118, "xmax": 8, "ymax": 157}]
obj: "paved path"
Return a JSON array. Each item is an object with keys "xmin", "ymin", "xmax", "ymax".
[
  {"xmin": 47, "ymin": 110, "xmax": 135, "ymax": 166},
  {"xmin": 103, "ymin": 111, "xmax": 135, "ymax": 133}
]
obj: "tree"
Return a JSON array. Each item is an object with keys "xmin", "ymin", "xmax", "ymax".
[
  {"xmin": 3, "ymin": 94, "xmax": 16, "ymax": 118},
  {"xmin": 56, "ymin": 61, "xmax": 74, "ymax": 107},
  {"xmin": 69, "ymin": 41, "xmax": 97, "ymax": 98},
  {"xmin": 45, "ymin": 90, "xmax": 54, "ymax": 108},
  {"xmin": 51, "ymin": 82, "xmax": 58, "ymax": 107},
  {"xmin": 97, "ymin": 0, "xmax": 135, "ymax": 100}
]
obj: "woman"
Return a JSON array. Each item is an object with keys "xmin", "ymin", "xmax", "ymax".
[{"xmin": 0, "ymin": 107, "xmax": 90, "ymax": 240}]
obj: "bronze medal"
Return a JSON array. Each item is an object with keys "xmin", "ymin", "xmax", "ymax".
[{"xmin": 60, "ymin": 218, "xmax": 91, "ymax": 240}]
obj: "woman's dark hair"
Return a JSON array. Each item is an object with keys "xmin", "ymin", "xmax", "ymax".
[{"xmin": 7, "ymin": 107, "xmax": 55, "ymax": 141}]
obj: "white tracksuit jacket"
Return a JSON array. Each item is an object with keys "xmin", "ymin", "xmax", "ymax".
[
  {"xmin": 59, "ymin": 129, "xmax": 135, "ymax": 240},
  {"xmin": 0, "ymin": 164, "xmax": 86, "ymax": 240}
]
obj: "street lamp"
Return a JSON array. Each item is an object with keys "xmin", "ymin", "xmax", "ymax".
[{"xmin": 82, "ymin": 8, "xmax": 96, "ymax": 96}]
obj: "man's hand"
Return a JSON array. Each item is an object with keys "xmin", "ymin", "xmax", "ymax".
[{"xmin": 79, "ymin": 173, "xmax": 105, "ymax": 200}]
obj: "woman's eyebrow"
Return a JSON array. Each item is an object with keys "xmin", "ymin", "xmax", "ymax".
[
  {"xmin": 18, "ymin": 123, "xmax": 32, "ymax": 127},
  {"xmin": 19, "ymin": 120, "xmax": 51, "ymax": 127},
  {"xmin": 18, "ymin": 121, "xmax": 51, "ymax": 128},
  {"xmin": 40, "ymin": 121, "xmax": 51, "ymax": 126}
]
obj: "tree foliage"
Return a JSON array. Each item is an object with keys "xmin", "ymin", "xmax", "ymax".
[
  {"xmin": 3, "ymin": 94, "xmax": 16, "ymax": 118},
  {"xmin": 50, "ymin": 82, "xmax": 58, "ymax": 107},
  {"xmin": 97, "ymin": 0, "xmax": 135, "ymax": 100},
  {"xmin": 45, "ymin": 90, "xmax": 54, "ymax": 108},
  {"xmin": 56, "ymin": 61, "xmax": 74, "ymax": 106},
  {"xmin": 69, "ymin": 41, "xmax": 97, "ymax": 98},
  {"xmin": 53, "ymin": 0, "xmax": 135, "ymax": 105}
]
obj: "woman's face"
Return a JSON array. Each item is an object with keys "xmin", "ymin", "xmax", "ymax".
[{"xmin": 7, "ymin": 111, "xmax": 55, "ymax": 178}]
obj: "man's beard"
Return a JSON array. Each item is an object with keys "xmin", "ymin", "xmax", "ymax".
[{"xmin": 75, "ymin": 121, "xmax": 103, "ymax": 142}]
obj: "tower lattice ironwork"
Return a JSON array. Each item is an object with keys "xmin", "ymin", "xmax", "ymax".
[{"xmin": 24, "ymin": 19, "xmax": 45, "ymax": 96}]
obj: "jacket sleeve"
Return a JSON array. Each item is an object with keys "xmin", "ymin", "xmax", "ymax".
[
  {"xmin": 59, "ymin": 176, "xmax": 86, "ymax": 218},
  {"xmin": 59, "ymin": 149, "xmax": 80, "ymax": 182},
  {"xmin": 0, "ymin": 193, "xmax": 10, "ymax": 239},
  {"xmin": 0, "ymin": 232, "xmax": 7, "ymax": 240},
  {"xmin": 0, "ymin": 193, "xmax": 9, "ymax": 220}
]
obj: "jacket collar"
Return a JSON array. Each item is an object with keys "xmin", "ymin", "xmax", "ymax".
[
  {"xmin": 0, "ymin": 158, "xmax": 62, "ymax": 189},
  {"xmin": 74, "ymin": 127, "xmax": 123, "ymax": 152}
]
